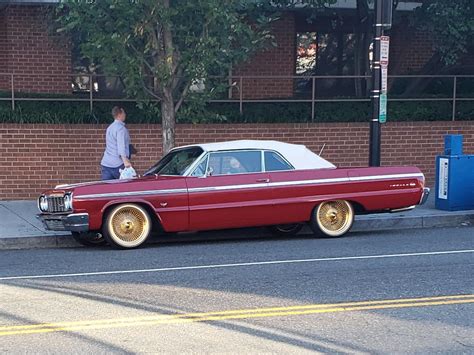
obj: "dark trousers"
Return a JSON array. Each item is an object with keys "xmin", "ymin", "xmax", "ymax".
[{"xmin": 101, "ymin": 164, "xmax": 124, "ymax": 180}]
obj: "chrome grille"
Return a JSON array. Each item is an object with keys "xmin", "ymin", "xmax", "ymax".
[{"xmin": 47, "ymin": 196, "xmax": 66, "ymax": 213}]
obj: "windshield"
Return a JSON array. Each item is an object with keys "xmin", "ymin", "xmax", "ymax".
[{"xmin": 143, "ymin": 147, "xmax": 204, "ymax": 176}]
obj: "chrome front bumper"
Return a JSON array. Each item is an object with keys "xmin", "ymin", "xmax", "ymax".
[
  {"xmin": 37, "ymin": 213, "xmax": 89, "ymax": 232},
  {"xmin": 420, "ymin": 187, "xmax": 430, "ymax": 205}
]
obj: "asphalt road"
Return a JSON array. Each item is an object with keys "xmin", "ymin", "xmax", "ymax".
[{"xmin": 0, "ymin": 227, "xmax": 473, "ymax": 353}]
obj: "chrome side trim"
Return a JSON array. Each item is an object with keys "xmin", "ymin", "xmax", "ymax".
[
  {"xmin": 269, "ymin": 177, "xmax": 348, "ymax": 188},
  {"xmin": 349, "ymin": 173, "xmax": 424, "ymax": 182},
  {"xmin": 268, "ymin": 173, "xmax": 424, "ymax": 189},
  {"xmin": 75, "ymin": 188, "xmax": 188, "ymax": 200},
  {"xmin": 190, "ymin": 182, "xmax": 269, "ymax": 193}
]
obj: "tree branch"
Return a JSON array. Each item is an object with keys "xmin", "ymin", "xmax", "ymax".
[
  {"xmin": 128, "ymin": 43, "xmax": 155, "ymax": 73},
  {"xmin": 174, "ymin": 81, "xmax": 191, "ymax": 114},
  {"xmin": 142, "ymin": 79, "xmax": 162, "ymax": 100}
]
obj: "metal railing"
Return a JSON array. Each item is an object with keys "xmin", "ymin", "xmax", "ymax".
[{"xmin": 1, "ymin": 73, "xmax": 473, "ymax": 121}]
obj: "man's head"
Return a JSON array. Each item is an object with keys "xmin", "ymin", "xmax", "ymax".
[
  {"xmin": 112, "ymin": 106, "xmax": 126, "ymax": 122},
  {"xmin": 229, "ymin": 157, "xmax": 241, "ymax": 169}
]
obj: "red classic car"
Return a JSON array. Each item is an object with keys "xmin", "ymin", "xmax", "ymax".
[{"xmin": 38, "ymin": 140, "xmax": 429, "ymax": 249}]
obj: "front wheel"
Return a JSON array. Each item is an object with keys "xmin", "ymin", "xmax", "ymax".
[
  {"xmin": 310, "ymin": 200, "xmax": 354, "ymax": 238},
  {"xmin": 103, "ymin": 204, "xmax": 152, "ymax": 249}
]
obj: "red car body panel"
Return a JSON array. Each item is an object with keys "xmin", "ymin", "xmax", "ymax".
[
  {"xmin": 41, "ymin": 165, "xmax": 424, "ymax": 233},
  {"xmin": 186, "ymin": 172, "xmax": 273, "ymax": 230}
]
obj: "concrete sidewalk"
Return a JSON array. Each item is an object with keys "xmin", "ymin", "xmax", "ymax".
[{"xmin": 1, "ymin": 195, "xmax": 473, "ymax": 250}]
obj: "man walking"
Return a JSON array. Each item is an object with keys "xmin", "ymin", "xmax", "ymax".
[{"xmin": 100, "ymin": 106, "xmax": 133, "ymax": 180}]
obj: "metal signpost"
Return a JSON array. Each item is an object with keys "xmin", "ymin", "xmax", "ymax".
[
  {"xmin": 369, "ymin": 0, "xmax": 391, "ymax": 167},
  {"xmin": 379, "ymin": 36, "xmax": 389, "ymax": 124}
]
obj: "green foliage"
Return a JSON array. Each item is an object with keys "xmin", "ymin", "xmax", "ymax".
[
  {"xmin": 415, "ymin": 0, "xmax": 474, "ymax": 66},
  {"xmin": 2, "ymin": 99, "xmax": 472, "ymax": 124},
  {"xmin": 56, "ymin": 0, "xmax": 281, "ymax": 104},
  {"xmin": 0, "ymin": 101, "xmax": 158, "ymax": 124}
]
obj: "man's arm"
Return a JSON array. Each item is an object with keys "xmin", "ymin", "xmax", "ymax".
[{"xmin": 117, "ymin": 128, "xmax": 132, "ymax": 168}]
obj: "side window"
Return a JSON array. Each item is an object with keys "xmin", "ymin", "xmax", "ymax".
[
  {"xmin": 264, "ymin": 151, "xmax": 293, "ymax": 172},
  {"xmin": 208, "ymin": 151, "xmax": 262, "ymax": 175},
  {"xmin": 190, "ymin": 155, "xmax": 209, "ymax": 177}
]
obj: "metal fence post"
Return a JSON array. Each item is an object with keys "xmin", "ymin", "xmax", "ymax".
[
  {"xmin": 239, "ymin": 76, "xmax": 243, "ymax": 116},
  {"xmin": 452, "ymin": 76, "xmax": 457, "ymax": 121},
  {"xmin": 311, "ymin": 77, "xmax": 316, "ymax": 122},
  {"xmin": 89, "ymin": 74, "xmax": 94, "ymax": 114},
  {"xmin": 11, "ymin": 74, "xmax": 15, "ymax": 111}
]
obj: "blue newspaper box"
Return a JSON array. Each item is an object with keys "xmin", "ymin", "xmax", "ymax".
[{"xmin": 435, "ymin": 135, "xmax": 474, "ymax": 211}]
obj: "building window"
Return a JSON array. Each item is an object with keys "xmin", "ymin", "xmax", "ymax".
[
  {"xmin": 296, "ymin": 29, "xmax": 358, "ymax": 97},
  {"xmin": 296, "ymin": 32, "xmax": 318, "ymax": 75}
]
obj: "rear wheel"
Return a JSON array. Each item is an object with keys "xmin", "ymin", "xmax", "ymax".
[
  {"xmin": 103, "ymin": 204, "xmax": 152, "ymax": 249},
  {"xmin": 267, "ymin": 224, "xmax": 303, "ymax": 236},
  {"xmin": 310, "ymin": 200, "xmax": 354, "ymax": 238},
  {"xmin": 72, "ymin": 232, "xmax": 107, "ymax": 247}
]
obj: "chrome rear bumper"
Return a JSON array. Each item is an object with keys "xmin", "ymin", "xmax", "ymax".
[{"xmin": 420, "ymin": 187, "xmax": 430, "ymax": 205}]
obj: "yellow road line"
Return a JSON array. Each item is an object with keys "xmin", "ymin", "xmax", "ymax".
[
  {"xmin": 1, "ymin": 294, "xmax": 471, "ymax": 331},
  {"xmin": 0, "ymin": 295, "xmax": 472, "ymax": 337}
]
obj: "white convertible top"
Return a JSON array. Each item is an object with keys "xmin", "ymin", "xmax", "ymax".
[{"xmin": 176, "ymin": 140, "xmax": 336, "ymax": 170}]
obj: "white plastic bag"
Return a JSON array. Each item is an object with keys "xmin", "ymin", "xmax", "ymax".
[{"xmin": 119, "ymin": 167, "xmax": 137, "ymax": 180}]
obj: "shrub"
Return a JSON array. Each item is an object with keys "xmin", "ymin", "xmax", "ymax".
[{"xmin": 0, "ymin": 94, "xmax": 472, "ymax": 124}]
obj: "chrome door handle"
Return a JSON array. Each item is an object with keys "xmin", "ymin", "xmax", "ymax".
[{"xmin": 256, "ymin": 178, "xmax": 270, "ymax": 183}]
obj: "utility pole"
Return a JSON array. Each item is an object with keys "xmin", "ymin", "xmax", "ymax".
[{"xmin": 369, "ymin": 0, "xmax": 391, "ymax": 167}]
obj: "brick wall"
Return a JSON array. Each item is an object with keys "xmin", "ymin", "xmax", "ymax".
[
  {"xmin": 1, "ymin": 122, "xmax": 473, "ymax": 200},
  {"xmin": 232, "ymin": 13, "xmax": 296, "ymax": 99},
  {"xmin": 0, "ymin": 8, "xmax": 9, "ymax": 90},
  {"xmin": 0, "ymin": 5, "xmax": 71, "ymax": 93},
  {"xmin": 389, "ymin": 19, "xmax": 435, "ymax": 74}
]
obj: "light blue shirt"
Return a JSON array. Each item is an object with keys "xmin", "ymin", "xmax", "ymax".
[{"xmin": 101, "ymin": 120, "xmax": 130, "ymax": 168}]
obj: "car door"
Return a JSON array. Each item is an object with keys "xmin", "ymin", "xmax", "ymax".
[
  {"xmin": 264, "ymin": 150, "xmax": 339, "ymax": 224},
  {"xmin": 186, "ymin": 150, "xmax": 273, "ymax": 231}
]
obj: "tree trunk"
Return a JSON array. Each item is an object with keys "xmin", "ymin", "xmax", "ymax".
[{"xmin": 161, "ymin": 88, "xmax": 176, "ymax": 154}]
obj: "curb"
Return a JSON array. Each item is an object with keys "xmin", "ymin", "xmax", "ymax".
[
  {"xmin": 1, "ymin": 212, "xmax": 473, "ymax": 251},
  {"xmin": 0, "ymin": 235, "xmax": 77, "ymax": 250},
  {"xmin": 353, "ymin": 211, "xmax": 474, "ymax": 232}
]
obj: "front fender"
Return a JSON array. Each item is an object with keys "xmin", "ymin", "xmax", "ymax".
[{"xmin": 85, "ymin": 199, "xmax": 163, "ymax": 231}]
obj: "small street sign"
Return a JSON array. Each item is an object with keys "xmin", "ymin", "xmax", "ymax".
[
  {"xmin": 379, "ymin": 93, "xmax": 387, "ymax": 123},
  {"xmin": 380, "ymin": 36, "xmax": 390, "ymax": 65},
  {"xmin": 381, "ymin": 65, "xmax": 388, "ymax": 93}
]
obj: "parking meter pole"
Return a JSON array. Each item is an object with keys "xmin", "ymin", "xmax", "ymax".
[{"xmin": 369, "ymin": 0, "xmax": 383, "ymax": 167}]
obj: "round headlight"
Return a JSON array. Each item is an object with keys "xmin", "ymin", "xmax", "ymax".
[
  {"xmin": 39, "ymin": 196, "xmax": 48, "ymax": 212},
  {"xmin": 64, "ymin": 194, "xmax": 73, "ymax": 210}
]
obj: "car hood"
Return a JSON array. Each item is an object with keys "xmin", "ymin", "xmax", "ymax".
[
  {"xmin": 56, "ymin": 175, "xmax": 183, "ymax": 189},
  {"xmin": 46, "ymin": 175, "xmax": 186, "ymax": 198}
]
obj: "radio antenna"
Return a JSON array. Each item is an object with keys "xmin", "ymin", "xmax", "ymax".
[{"xmin": 319, "ymin": 143, "xmax": 326, "ymax": 156}]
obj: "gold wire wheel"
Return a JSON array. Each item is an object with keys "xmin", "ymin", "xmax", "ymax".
[
  {"xmin": 107, "ymin": 204, "xmax": 151, "ymax": 248},
  {"xmin": 316, "ymin": 200, "xmax": 354, "ymax": 237}
]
